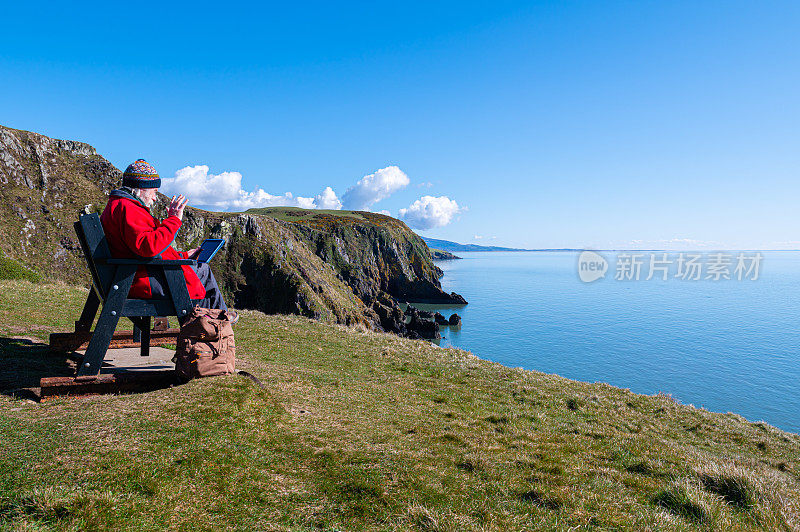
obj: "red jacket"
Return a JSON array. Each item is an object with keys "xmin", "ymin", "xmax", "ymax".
[{"xmin": 100, "ymin": 192, "xmax": 206, "ymax": 300}]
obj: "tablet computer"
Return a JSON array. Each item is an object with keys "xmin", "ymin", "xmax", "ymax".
[{"xmin": 195, "ymin": 238, "xmax": 225, "ymax": 263}]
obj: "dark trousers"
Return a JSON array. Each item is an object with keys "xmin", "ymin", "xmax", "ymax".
[{"xmin": 148, "ymin": 262, "xmax": 228, "ymax": 311}]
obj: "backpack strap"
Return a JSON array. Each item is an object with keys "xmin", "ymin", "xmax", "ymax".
[{"xmin": 236, "ymin": 370, "xmax": 266, "ymax": 389}]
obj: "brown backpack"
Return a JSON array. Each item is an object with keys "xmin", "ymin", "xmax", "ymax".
[{"xmin": 173, "ymin": 306, "xmax": 236, "ymax": 381}]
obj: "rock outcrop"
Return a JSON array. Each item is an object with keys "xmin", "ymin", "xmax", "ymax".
[
  {"xmin": 430, "ymin": 249, "xmax": 461, "ymax": 260},
  {"xmin": 0, "ymin": 126, "xmax": 120, "ymax": 283},
  {"xmin": 0, "ymin": 125, "xmax": 466, "ymax": 335}
]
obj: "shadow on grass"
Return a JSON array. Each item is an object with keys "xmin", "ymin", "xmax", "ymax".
[
  {"xmin": 0, "ymin": 337, "xmax": 76, "ymax": 396},
  {"xmin": 0, "ymin": 336, "xmax": 181, "ymax": 400}
]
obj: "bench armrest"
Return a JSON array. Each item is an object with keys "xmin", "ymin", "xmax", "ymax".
[{"xmin": 98, "ymin": 258, "xmax": 197, "ymax": 266}]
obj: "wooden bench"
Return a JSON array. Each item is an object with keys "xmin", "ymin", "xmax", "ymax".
[{"xmin": 56, "ymin": 212, "xmax": 195, "ymax": 378}]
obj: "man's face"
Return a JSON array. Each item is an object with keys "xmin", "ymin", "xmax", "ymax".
[{"xmin": 138, "ymin": 188, "xmax": 158, "ymax": 208}]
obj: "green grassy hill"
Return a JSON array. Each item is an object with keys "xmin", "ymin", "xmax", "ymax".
[
  {"xmin": 1, "ymin": 279, "xmax": 798, "ymax": 530},
  {"xmin": 246, "ymin": 206, "xmax": 376, "ymax": 223}
]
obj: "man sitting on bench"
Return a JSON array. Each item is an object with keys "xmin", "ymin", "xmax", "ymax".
[{"xmin": 100, "ymin": 159, "xmax": 236, "ymax": 321}]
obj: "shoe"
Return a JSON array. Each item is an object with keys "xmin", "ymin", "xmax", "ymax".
[{"xmin": 227, "ymin": 310, "xmax": 240, "ymax": 324}]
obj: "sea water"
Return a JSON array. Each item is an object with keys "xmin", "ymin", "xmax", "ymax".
[{"xmin": 419, "ymin": 251, "xmax": 800, "ymax": 434}]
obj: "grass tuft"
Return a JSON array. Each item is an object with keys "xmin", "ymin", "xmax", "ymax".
[
  {"xmin": 700, "ymin": 473, "xmax": 757, "ymax": 509},
  {"xmin": 516, "ymin": 489, "xmax": 562, "ymax": 509},
  {"xmin": 625, "ymin": 461, "xmax": 654, "ymax": 476},
  {"xmin": 652, "ymin": 486, "xmax": 707, "ymax": 522},
  {"xmin": 455, "ymin": 456, "xmax": 485, "ymax": 473},
  {"xmin": 484, "ymin": 414, "xmax": 509, "ymax": 424},
  {"xmin": 407, "ymin": 504, "xmax": 458, "ymax": 532},
  {"xmin": 439, "ymin": 433, "xmax": 463, "ymax": 445},
  {"xmin": 0, "ymin": 253, "xmax": 40, "ymax": 282}
]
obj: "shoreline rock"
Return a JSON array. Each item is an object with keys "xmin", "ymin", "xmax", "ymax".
[{"xmin": 430, "ymin": 249, "xmax": 461, "ymax": 260}]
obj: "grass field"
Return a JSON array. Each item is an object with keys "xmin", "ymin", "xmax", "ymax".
[
  {"xmin": 1, "ymin": 279, "xmax": 799, "ymax": 531},
  {"xmin": 245, "ymin": 206, "xmax": 371, "ymax": 223},
  {"xmin": 0, "ymin": 252, "xmax": 40, "ymax": 283}
]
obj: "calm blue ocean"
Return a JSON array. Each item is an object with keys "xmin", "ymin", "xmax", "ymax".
[{"xmin": 421, "ymin": 251, "xmax": 800, "ymax": 434}]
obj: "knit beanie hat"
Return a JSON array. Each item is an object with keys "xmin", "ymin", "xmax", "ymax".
[{"xmin": 122, "ymin": 159, "xmax": 161, "ymax": 189}]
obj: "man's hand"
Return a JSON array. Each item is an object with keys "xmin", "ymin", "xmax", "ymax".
[
  {"xmin": 167, "ymin": 194, "xmax": 189, "ymax": 221},
  {"xmin": 187, "ymin": 247, "xmax": 201, "ymax": 259}
]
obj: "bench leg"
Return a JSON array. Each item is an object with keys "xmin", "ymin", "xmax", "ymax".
[
  {"xmin": 78, "ymin": 303, "xmax": 122, "ymax": 377},
  {"xmin": 76, "ymin": 266, "xmax": 136, "ymax": 377},
  {"xmin": 128, "ymin": 317, "xmax": 151, "ymax": 356},
  {"xmin": 76, "ymin": 289, "xmax": 101, "ymax": 332},
  {"xmin": 140, "ymin": 317, "xmax": 151, "ymax": 357}
]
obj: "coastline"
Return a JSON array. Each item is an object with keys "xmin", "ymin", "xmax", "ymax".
[{"xmin": 430, "ymin": 251, "xmax": 800, "ymax": 435}]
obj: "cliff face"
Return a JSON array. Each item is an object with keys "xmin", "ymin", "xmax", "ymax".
[
  {"xmin": 155, "ymin": 208, "xmax": 381, "ymax": 327},
  {"xmin": 243, "ymin": 208, "xmax": 464, "ymax": 304},
  {"xmin": 0, "ymin": 125, "xmax": 120, "ymax": 283},
  {"xmin": 0, "ymin": 125, "xmax": 465, "ymax": 333}
]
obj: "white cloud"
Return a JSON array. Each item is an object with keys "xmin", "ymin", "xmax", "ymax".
[
  {"xmin": 314, "ymin": 186, "xmax": 342, "ymax": 210},
  {"xmin": 341, "ymin": 166, "xmax": 409, "ymax": 211},
  {"xmin": 161, "ymin": 165, "xmax": 340, "ymax": 211},
  {"xmin": 161, "ymin": 164, "xmax": 440, "ymax": 221},
  {"xmin": 399, "ymin": 195, "xmax": 463, "ymax": 230}
]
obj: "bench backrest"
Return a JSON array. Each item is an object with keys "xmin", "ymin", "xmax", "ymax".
[{"xmin": 74, "ymin": 213, "xmax": 115, "ymax": 300}]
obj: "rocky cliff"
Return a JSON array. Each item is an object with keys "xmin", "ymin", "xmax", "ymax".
[
  {"xmin": 0, "ymin": 126, "xmax": 120, "ymax": 283},
  {"xmin": 0, "ymin": 125, "xmax": 465, "ymax": 334}
]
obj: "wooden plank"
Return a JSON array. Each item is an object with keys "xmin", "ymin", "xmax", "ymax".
[
  {"xmin": 49, "ymin": 329, "xmax": 180, "ymax": 352},
  {"xmin": 40, "ymin": 371, "xmax": 178, "ymax": 400},
  {"xmin": 121, "ymin": 299, "xmax": 178, "ymax": 317}
]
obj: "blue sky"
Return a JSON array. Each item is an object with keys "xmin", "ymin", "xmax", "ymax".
[{"xmin": 2, "ymin": 1, "xmax": 799, "ymax": 249}]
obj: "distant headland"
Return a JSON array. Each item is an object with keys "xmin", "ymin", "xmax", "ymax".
[{"xmin": 422, "ymin": 237, "xmax": 583, "ymax": 253}]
